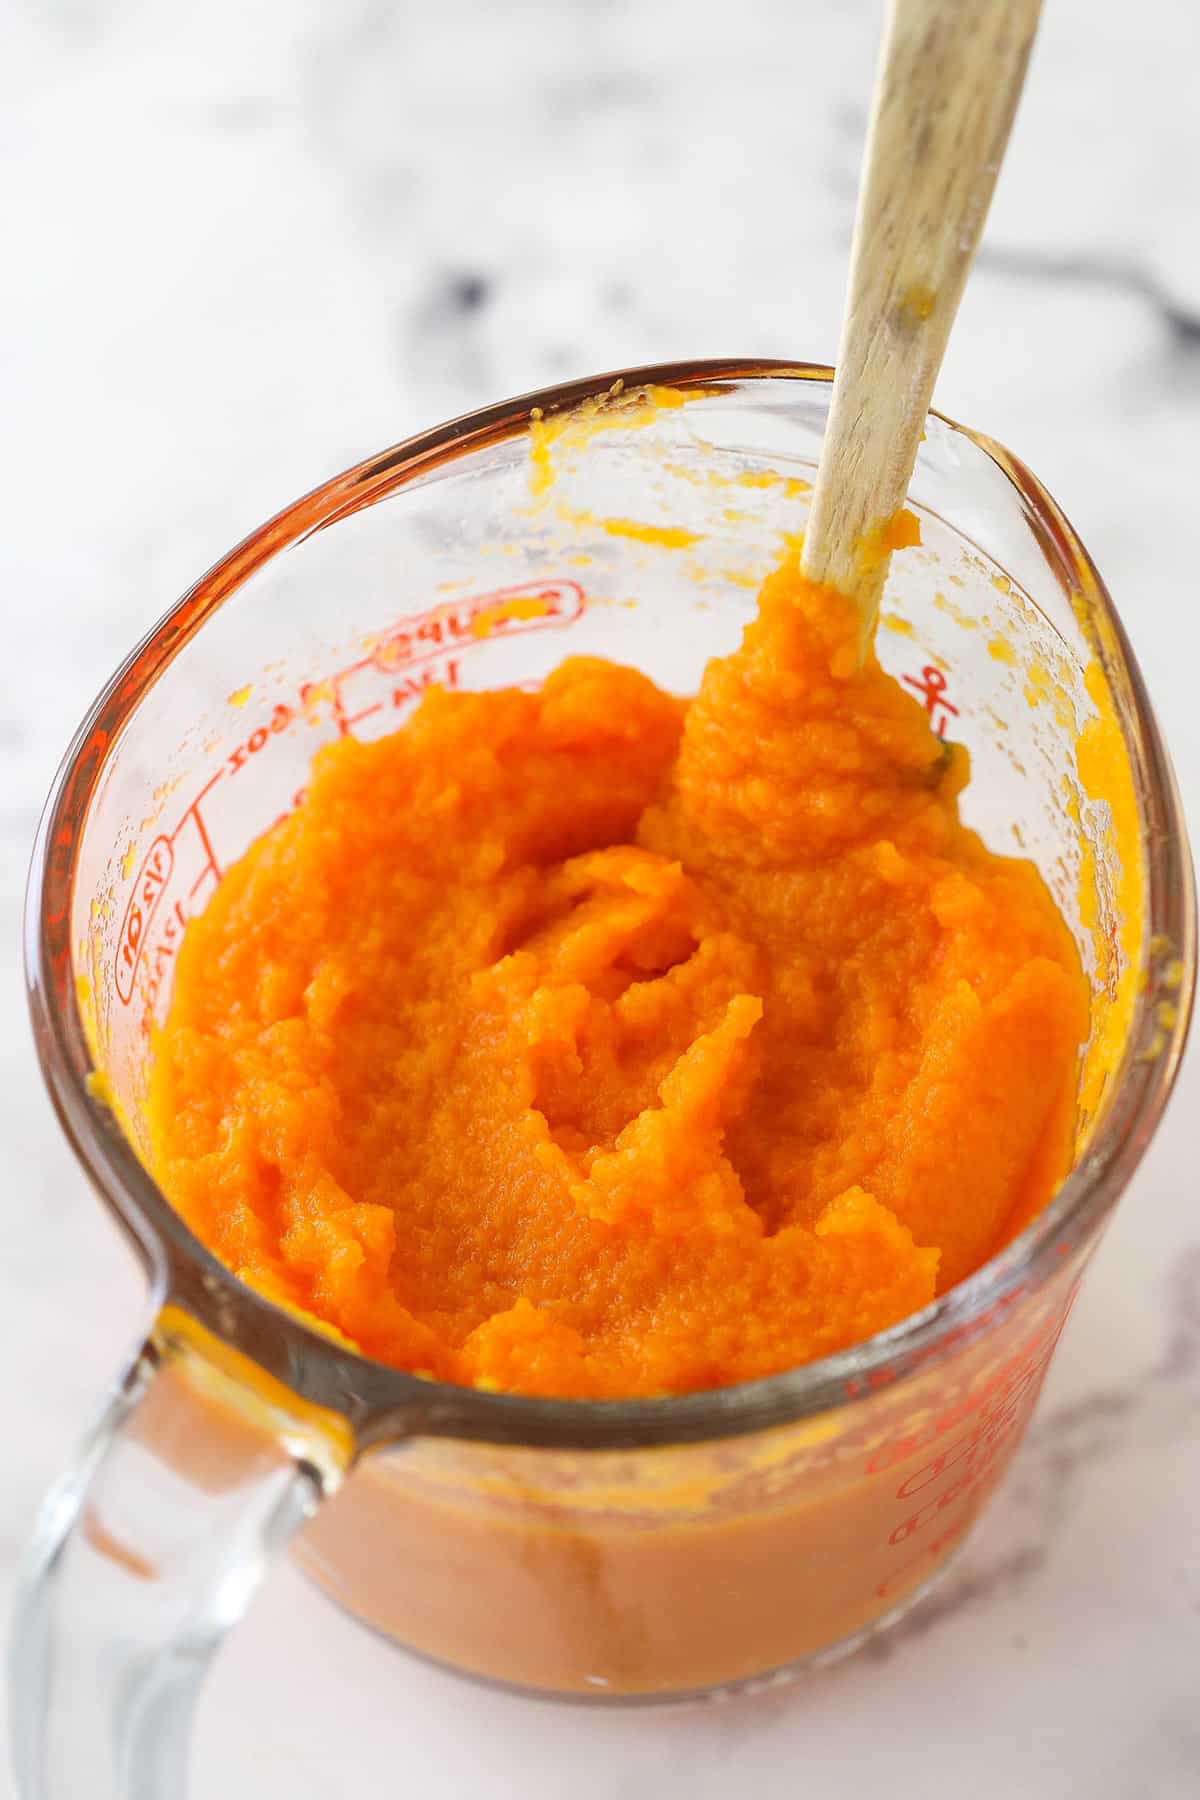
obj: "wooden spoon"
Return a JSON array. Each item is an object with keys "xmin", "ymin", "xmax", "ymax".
[{"xmin": 801, "ymin": 0, "xmax": 1042, "ymax": 648}]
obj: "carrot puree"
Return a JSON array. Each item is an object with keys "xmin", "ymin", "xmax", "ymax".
[{"xmin": 147, "ymin": 554, "xmax": 1089, "ymax": 1398}]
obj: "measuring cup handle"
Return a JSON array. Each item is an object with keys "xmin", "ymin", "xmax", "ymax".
[{"xmin": 9, "ymin": 1301, "xmax": 353, "ymax": 1799}]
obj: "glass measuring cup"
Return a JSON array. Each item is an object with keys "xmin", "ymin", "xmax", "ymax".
[{"xmin": 15, "ymin": 362, "xmax": 1194, "ymax": 1795}]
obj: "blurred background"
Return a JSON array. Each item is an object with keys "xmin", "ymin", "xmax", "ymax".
[{"xmin": 2, "ymin": 3, "xmax": 1198, "ymax": 1797}]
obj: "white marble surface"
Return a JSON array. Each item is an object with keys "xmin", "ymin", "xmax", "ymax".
[{"xmin": 3, "ymin": 2, "xmax": 1198, "ymax": 1795}]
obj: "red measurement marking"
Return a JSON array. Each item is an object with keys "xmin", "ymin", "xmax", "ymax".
[
  {"xmin": 227, "ymin": 702, "xmax": 294, "ymax": 775},
  {"xmin": 887, "ymin": 1433, "xmax": 1010, "ymax": 1546},
  {"xmin": 876, "ymin": 1518, "xmax": 968, "ymax": 1601},
  {"xmin": 320, "ymin": 663, "xmax": 383, "ymax": 740},
  {"xmin": 903, "ymin": 664, "xmax": 959, "ymax": 737},
  {"xmin": 324, "ymin": 580, "xmax": 584, "ymax": 740},
  {"xmin": 864, "ymin": 1306, "xmax": 1068, "ymax": 1479},
  {"xmin": 115, "ymin": 774, "xmax": 223, "ymax": 1012},
  {"xmin": 181, "ymin": 771, "xmax": 224, "ymax": 893},
  {"xmin": 392, "ymin": 659, "xmax": 460, "ymax": 710},
  {"xmin": 372, "ymin": 579, "xmax": 584, "ymax": 676},
  {"xmin": 139, "ymin": 898, "xmax": 189, "ymax": 1030},
  {"xmin": 868, "ymin": 1283, "xmax": 1080, "ymax": 1585},
  {"xmin": 110, "ymin": 578, "xmax": 589, "ymax": 1023},
  {"xmin": 114, "ymin": 836, "xmax": 172, "ymax": 1004},
  {"xmin": 308, "ymin": 648, "xmax": 467, "ymax": 739}
]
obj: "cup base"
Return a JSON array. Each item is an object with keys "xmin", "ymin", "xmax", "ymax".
[{"xmin": 293, "ymin": 1533, "xmax": 971, "ymax": 1707}]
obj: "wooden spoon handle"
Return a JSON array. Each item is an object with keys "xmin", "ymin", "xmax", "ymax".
[{"xmin": 801, "ymin": 0, "xmax": 1042, "ymax": 638}]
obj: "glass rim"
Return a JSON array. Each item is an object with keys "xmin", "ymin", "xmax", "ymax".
[{"xmin": 26, "ymin": 358, "xmax": 1197, "ymax": 1453}]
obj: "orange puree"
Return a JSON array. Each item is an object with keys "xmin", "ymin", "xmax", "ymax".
[{"xmin": 148, "ymin": 556, "xmax": 1089, "ymax": 1398}]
